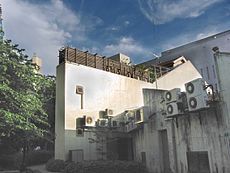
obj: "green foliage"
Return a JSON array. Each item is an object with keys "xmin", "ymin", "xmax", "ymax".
[
  {"xmin": 0, "ymin": 39, "xmax": 56, "ymax": 166},
  {"xmin": 135, "ymin": 64, "xmax": 156, "ymax": 82},
  {"xmin": 46, "ymin": 159, "xmax": 65, "ymax": 172},
  {"xmin": 64, "ymin": 160, "xmax": 148, "ymax": 173}
]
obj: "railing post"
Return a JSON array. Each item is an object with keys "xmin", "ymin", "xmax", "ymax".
[
  {"xmin": 85, "ymin": 51, "xmax": 88, "ymax": 66},
  {"xmin": 102, "ymin": 56, "xmax": 105, "ymax": 70},
  {"xmin": 160, "ymin": 66, "xmax": 162, "ymax": 77},
  {"xmin": 75, "ymin": 48, "xmax": 77, "ymax": 63},
  {"xmin": 94, "ymin": 53, "xmax": 97, "ymax": 68},
  {"xmin": 66, "ymin": 47, "xmax": 69, "ymax": 62},
  {"xmin": 154, "ymin": 66, "xmax": 158, "ymax": 88}
]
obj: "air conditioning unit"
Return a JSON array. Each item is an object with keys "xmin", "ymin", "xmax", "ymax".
[
  {"xmin": 185, "ymin": 78, "xmax": 208, "ymax": 96},
  {"xmin": 134, "ymin": 107, "xmax": 149, "ymax": 124},
  {"xmin": 187, "ymin": 95, "xmax": 209, "ymax": 111},
  {"xmin": 166, "ymin": 102, "xmax": 184, "ymax": 117},
  {"xmin": 97, "ymin": 119, "xmax": 108, "ymax": 127},
  {"xmin": 164, "ymin": 88, "xmax": 181, "ymax": 104},
  {"xmin": 185, "ymin": 78, "xmax": 209, "ymax": 111},
  {"xmin": 76, "ymin": 117, "xmax": 85, "ymax": 128},
  {"xmin": 84, "ymin": 116, "xmax": 95, "ymax": 127},
  {"xmin": 105, "ymin": 109, "xmax": 113, "ymax": 116}
]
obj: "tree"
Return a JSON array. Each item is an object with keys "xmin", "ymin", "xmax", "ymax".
[
  {"xmin": 0, "ymin": 39, "xmax": 55, "ymax": 171},
  {"xmin": 89, "ymin": 129, "xmax": 119, "ymax": 160},
  {"xmin": 135, "ymin": 64, "xmax": 156, "ymax": 82}
]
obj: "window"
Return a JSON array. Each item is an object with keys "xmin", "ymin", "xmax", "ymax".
[{"xmin": 206, "ymin": 66, "xmax": 210, "ymax": 80}]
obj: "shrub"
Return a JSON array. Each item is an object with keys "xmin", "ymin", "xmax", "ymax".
[
  {"xmin": 0, "ymin": 152, "xmax": 22, "ymax": 169},
  {"xmin": 64, "ymin": 160, "xmax": 148, "ymax": 173},
  {"xmin": 0, "ymin": 150, "xmax": 53, "ymax": 170},
  {"xmin": 46, "ymin": 159, "xmax": 65, "ymax": 172},
  {"xmin": 26, "ymin": 150, "xmax": 53, "ymax": 166}
]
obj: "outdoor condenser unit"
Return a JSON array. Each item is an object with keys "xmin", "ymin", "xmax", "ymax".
[
  {"xmin": 185, "ymin": 78, "xmax": 209, "ymax": 111},
  {"xmin": 164, "ymin": 88, "xmax": 181, "ymax": 104}
]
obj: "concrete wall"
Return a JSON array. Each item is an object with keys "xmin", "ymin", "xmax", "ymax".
[
  {"xmin": 55, "ymin": 63, "xmax": 65, "ymax": 160},
  {"xmin": 132, "ymin": 89, "xmax": 168, "ymax": 173},
  {"xmin": 170, "ymin": 109, "xmax": 230, "ymax": 173},
  {"xmin": 55, "ymin": 61, "xmax": 154, "ymax": 160},
  {"xmin": 214, "ymin": 52, "xmax": 230, "ymax": 127},
  {"xmin": 132, "ymin": 56, "xmax": 230, "ymax": 173},
  {"xmin": 132, "ymin": 88, "xmax": 230, "ymax": 173}
]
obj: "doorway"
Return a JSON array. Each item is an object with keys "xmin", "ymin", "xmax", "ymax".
[{"xmin": 159, "ymin": 130, "xmax": 170, "ymax": 173}]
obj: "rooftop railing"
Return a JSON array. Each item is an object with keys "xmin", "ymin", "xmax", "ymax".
[{"xmin": 59, "ymin": 47, "xmax": 171, "ymax": 83}]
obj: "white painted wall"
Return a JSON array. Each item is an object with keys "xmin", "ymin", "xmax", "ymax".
[
  {"xmin": 55, "ymin": 61, "xmax": 154, "ymax": 160},
  {"xmin": 153, "ymin": 61, "xmax": 202, "ymax": 91}
]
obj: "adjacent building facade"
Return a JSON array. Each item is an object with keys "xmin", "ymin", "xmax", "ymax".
[{"xmin": 141, "ymin": 30, "xmax": 230, "ymax": 91}]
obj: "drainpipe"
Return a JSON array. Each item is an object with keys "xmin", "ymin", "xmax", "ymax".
[{"xmin": 154, "ymin": 66, "xmax": 158, "ymax": 89}]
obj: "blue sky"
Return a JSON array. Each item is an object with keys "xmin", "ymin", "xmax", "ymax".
[{"xmin": 1, "ymin": 0, "xmax": 230, "ymax": 74}]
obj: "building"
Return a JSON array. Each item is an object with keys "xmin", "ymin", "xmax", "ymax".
[
  {"xmin": 55, "ymin": 39, "xmax": 230, "ymax": 173},
  {"xmin": 108, "ymin": 53, "xmax": 132, "ymax": 66},
  {"xmin": 141, "ymin": 30, "xmax": 230, "ymax": 91},
  {"xmin": 131, "ymin": 51, "xmax": 230, "ymax": 173},
  {"xmin": 55, "ymin": 47, "xmax": 155, "ymax": 160},
  {"xmin": 31, "ymin": 53, "xmax": 42, "ymax": 73}
]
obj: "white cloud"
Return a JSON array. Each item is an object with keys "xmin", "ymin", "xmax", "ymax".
[
  {"xmin": 0, "ymin": 0, "xmax": 99, "ymax": 74},
  {"xmin": 138, "ymin": 0, "xmax": 222, "ymax": 24},
  {"xmin": 102, "ymin": 37, "xmax": 152, "ymax": 62},
  {"xmin": 124, "ymin": 21, "xmax": 130, "ymax": 26},
  {"xmin": 106, "ymin": 26, "xmax": 120, "ymax": 31}
]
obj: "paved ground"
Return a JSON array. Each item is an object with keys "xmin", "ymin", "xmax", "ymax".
[
  {"xmin": 29, "ymin": 164, "xmax": 49, "ymax": 173},
  {"xmin": 0, "ymin": 163, "xmax": 65, "ymax": 173},
  {"xmin": 0, "ymin": 165, "xmax": 57, "ymax": 173},
  {"xmin": 29, "ymin": 165, "xmax": 62, "ymax": 173}
]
